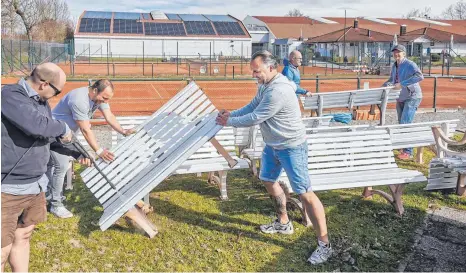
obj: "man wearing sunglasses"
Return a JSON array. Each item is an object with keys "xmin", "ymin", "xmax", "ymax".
[
  {"xmin": 47, "ymin": 79, "xmax": 135, "ymax": 218},
  {"xmin": 1, "ymin": 63, "xmax": 85, "ymax": 272}
]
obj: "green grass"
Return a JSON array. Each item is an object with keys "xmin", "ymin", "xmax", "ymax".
[{"xmin": 15, "ymin": 145, "xmax": 466, "ymax": 272}]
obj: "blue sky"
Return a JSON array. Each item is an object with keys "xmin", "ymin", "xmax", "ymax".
[{"xmin": 66, "ymin": 0, "xmax": 453, "ymax": 22}]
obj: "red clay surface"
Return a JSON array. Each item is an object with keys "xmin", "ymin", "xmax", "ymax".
[{"xmin": 2, "ymin": 77, "xmax": 465, "ymax": 117}]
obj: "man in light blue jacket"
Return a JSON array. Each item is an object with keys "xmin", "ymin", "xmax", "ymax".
[
  {"xmin": 383, "ymin": 44, "xmax": 424, "ymax": 160},
  {"xmin": 282, "ymin": 50, "xmax": 312, "ymax": 97},
  {"xmin": 216, "ymin": 50, "xmax": 333, "ymax": 265}
]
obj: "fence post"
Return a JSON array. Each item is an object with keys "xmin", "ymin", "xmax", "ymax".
[
  {"xmin": 10, "ymin": 40, "xmax": 13, "ymax": 72},
  {"xmin": 224, "ymin": 61, "xmax": 227, "ymax": 77},
  {"xmin": 325, "ymin": 63, "xmax": 328, "ymax": 76},
  {"xmin": 433, "ymin": 76, "xmax": 437, "ymax": 110},
  {"xmin": 142, "ymin": 41, "xmax": 145, "ymax": 76},
  {"xmin": 176, "ymin": 42, "xmax": 179, "ymax": 76},
  {"xmin": 233, "ymin": 66, "xmax": 235, "ymax": 79},
  {"xmin": 113, "ymin": 63, "xmax": 115, "ymax": 78},
  {"xmin": 188, "ymin": 63, "xmax": 191, "ymax": 77},
  {"xmin": 107, "ymin": 41, "xmax": 109, "ymax": 76},
  {"xmin": 19, "ymin": 40, "xmax": 22, "ymax": 68},
  {"xmin": 315, "ymin": 75, "xmax": 319, "ymax": 93},
  {"xmin": 357, "ymin": 76, "xmax": 361, "ymax": 89},
  {"xmin": 89, "ymin": 43, "xmax": 91, "ymax": 65},
  {"xmin": 152, "ymin": 63, "xmax": 154, "ymax": 78}
]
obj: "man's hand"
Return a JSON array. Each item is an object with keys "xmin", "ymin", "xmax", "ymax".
[
  {"xmin": 78, "ymin": 157, "xmax": 93, "ymax": 167},
  {"xmin": 305, "ymin": 91, "xmax": 313, "ymax": 97},
  {"xmin": 216, "ymin": 110, "xmax": 230, "ymax": 126},
  {"xmin": 60, "ymin": 131, "xmax": 72, "ymax": 143},
  {"xmin": 394, "ymin": 83, "xmax": 402, "ymax": 90},
  {"xmin": 123, "ymin": 128, "xmax": 136, "ymax": 136},
  {"xmin": 98, "ymin": 148, "xmax": 115, "ymax": 162}
]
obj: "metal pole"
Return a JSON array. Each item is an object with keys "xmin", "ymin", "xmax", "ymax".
[
  {"xmin": 142, "ymin": 41, "xmax": 145, "ymax": 76},
  {"xmin": 19, "ymin": 40, "xmax": 22, "ymax": 68},
  {"xmin": 210, "ymin": 42, "xmax": 212, "ymax": 76},
  {"xmin": 441, "ymin": 50, "xmax": 445, "ymax": 76},
  {"xmin": 152, "ymin": 63, "xmax": 154, "ymax": 78},
  {"xmin": 315, "ymin": 75, "xmax": 319, "ymax": 93},
  {"xmin": 225, "ymin": 60, "xmax": 227, "ymax": 77},
  {"xmin": 233, "ymin": 66, "xmax": 235, "ymax": 79},
  {"xmin": 107, "ymin": 40, "xmax": 109, "ymax": 76},
  {"xmin": 429, "ymin": 52, "xmax": 432, "ymax": 76},
  {"xmin": 176, "ymin": 42, "xmax": 179, "ymax": 76},
  {"xmin": 343, "ymin": 9, "xmax": 346, "ymax": 63},
  {"xmin": 357, "ymin": 76, "xmax": 361, "ymax": 89},
  {"xmin": 241, "ymin": 42, "xmax": 243, "ymax": 75},
  {"xmin": 433, "ymin": 76, "xmax": 437, "ymax": 110},
  {"xmin": 89, "ymin": 43, "xmax": 91, "ymax": 65},
  {"xmin": 113, "ymin": 63, "xmax": 115, "ymax": 77},
  {"xmin": 10, "ymin": 40, "xmax": 13, "ymax": 72}
]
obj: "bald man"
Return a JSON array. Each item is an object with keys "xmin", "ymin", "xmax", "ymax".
[
  {"xmin": 1, "ymin": 63, "xmax": 82, "ymax": 272},
  {"xmin": 282, "ymin": 50, "xmax": 312, "ymax": 97}
]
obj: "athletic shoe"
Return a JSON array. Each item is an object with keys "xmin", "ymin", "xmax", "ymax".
[
  {"xmin": 307, "ymin": 240, "xmax": 334, "ymax": 265},
  {"xmin": 50, "ymin": 206, "xmax": 73, "ymax": 218},
  {"xmin": 259, "ymin": 219, "xmax": 294, "ymax": 235}
]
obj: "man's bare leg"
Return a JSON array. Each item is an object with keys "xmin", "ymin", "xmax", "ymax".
[
  {"xmin": 9, "ymin": 225, "xmax": 35, "ymax": 272},
  {"xmin": 300, "ymin": 191, "xmax": 328, "ymax": 243},
  {"xmin": 1, "ymin": 244, "xmax": 13, "ymax": 272},
  {"xmin": 263, "ymin": 181, "xmax": 289, "ymax": 224}
]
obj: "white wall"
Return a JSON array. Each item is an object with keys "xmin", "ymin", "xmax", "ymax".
[{"xmin": 74, "ymin": 37, "xmax": 252, "ymax": 58}]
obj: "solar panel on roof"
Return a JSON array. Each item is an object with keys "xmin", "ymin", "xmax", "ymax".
[
  {"xmin": 142, "ymin": 13, "xmax": 152, "ymax": 20},
  {"xmin": 213, "ymin": 21, "xmax": 245, "ymax": 36},
  {"xmin": 178, "ymin": 14, "xmax": 209, "ymax": 21},
  {"xmin": 83, "ymin": 11, "xmax": 112, "ymax": 19},
  {"xmin": 203, "ymin": 15, "xmax": 236, "ymax": 22},
  {"xmin": 166, "ymin": 13, "xmax": 181, "ymax": 20},
  {"xmin": 79, "ymin": 18, "xmax": 111, "ymax": 33},
  {"xmin": 144, "ymin": 22, "xmax": 186, "ymax": 36},
  {"xmin": 113, "ymin": 19, "xmax": 143, "ymax": 34},
  {"xmin": 113, "ymin": 12, "xmax": 141, "ymax": 20},
  {"xmin": 184, "ymin": 21, "xmax": 215, "ymax": 35}
]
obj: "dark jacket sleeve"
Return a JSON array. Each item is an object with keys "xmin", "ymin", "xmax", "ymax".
[
  {"xmin": 1, "ymin": 85, "xmax": 67, "ymax": 139},
  {"xmin": 49, "ymin": 140, "xmax": 84, "ymax": 159}
]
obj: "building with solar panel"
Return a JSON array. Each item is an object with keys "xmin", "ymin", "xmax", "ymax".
[{"xmin": 74, "ymin": 11, "xmax": 252, "ymax": 60}]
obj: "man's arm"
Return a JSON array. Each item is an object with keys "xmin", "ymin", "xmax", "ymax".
[
  {"xmin": 50, "ymin": 140, "xmax": 82, "ymax": 159},
  {"xmin": 226, "ymin": 88, "xmax": 284, "ymax": 127},
  {"xmin": 1, "ymin": 87, "xmax": 68, "ymax": 138},
  {"xmin": 382, "ymin": 65, "xmax": 395, "ymax": 87},
  {"xmin": 229, "ymin": 93, "xmax": 261, "ymax": 117},
  {"xmin": 400, "ymin": 63, "xmax": 424, "ymax": 86},
  {"xmin": 295, "ymin": 86, "xmax": 308, "ymax": 95},
  {"xmin": 100, "ymin": 108, "xmax": 129, "ymax": 135}
]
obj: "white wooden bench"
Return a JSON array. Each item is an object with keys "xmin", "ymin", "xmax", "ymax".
[
  {"xmin": 241, "ymin": 116, "xmax": 333, "ymax": 177},
  {"xmin": 278, "ymin": 128, "xmax": 426, "ymax": 226},
  {"xmin": 80, "ymin": 82, "xmax": 236, "ymax": 237},
  {"xmin": 428, "ymin": 126, "xmax": 466, "ymax": 196},
  {"xmin": 302, "ymin": 86, "xmax": 398, "ymax": 125}
]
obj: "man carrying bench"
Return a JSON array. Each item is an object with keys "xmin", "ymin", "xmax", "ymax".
[{"xmin": 216, "ymin": 50, "xmax": 333, "ymax": 265}]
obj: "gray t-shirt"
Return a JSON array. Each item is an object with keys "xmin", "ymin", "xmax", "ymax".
[{"xmin": 52, "ymin": 87, "xmax": 110, "ymax": 132}]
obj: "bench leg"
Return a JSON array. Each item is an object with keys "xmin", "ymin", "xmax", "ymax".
[
  {"xmin": 65, "ymin": 160, "xmax": 73, "ymax": 190},
  {"xmin": 251, "ymin": 159, "xmax": 258, "ymax": 177},
  {"xmin": 416, "ymin": 147, "xmax": 424, "ymax": 164},
  {"xmin": 362, "ymin": 187, "xmax": 373, "ymax": 199},
  {"xmin": 456, "ymin": 174, "xmax": 466, "ymax": 197},
  {"xmin": 210, "ymin": 171, "xmax": 229, "ymax": 200},
  {"xmin": 364, "ymin": 184, "xmax": 406, "ymax": 215},
  {"xmin": 124, "ymin": 205, "xmax": 158, "ymax": 238}
]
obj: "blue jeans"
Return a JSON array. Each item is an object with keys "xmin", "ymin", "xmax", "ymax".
[
  {"xmin": 46, "ymin": 151, "xmax": 70, "ymax": 207},
  {"xmin": 396, "ymin": 98, "xmax": 422, "ymax": 155},
  {"xmin": 259, "ymin": 142, "xmax": 311, "ymax": 195}
]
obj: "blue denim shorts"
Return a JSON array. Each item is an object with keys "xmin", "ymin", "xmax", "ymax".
[{"xmin": 259, "ymin": 142, "xmax": 311, "ymax": 195}]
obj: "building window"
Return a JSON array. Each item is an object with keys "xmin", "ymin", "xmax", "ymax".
[{"xmin": 430, "ymin": 41, "xmax": 435, "ymax": 46}]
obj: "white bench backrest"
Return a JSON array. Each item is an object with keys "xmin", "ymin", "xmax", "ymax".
[
  {"xmin": 80, "ymin": 81, "xmax": 223, "ymax": 231},
  {"xmin": 303, "ymin": 87, "xmax": 397, "ymax": 110},
  {"xmin": 306, "ymin": 128, "xmax": 396, "ymax": 175}
]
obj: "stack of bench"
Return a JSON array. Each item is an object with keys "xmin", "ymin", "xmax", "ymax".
[
  {"xmin": 428, "ymin": 126, "xmax": 466, "ymax": 196},
  {"xmin": 278, "ymin": 127, "xmax": 426, "ymax": 226},
  {"xmin": 80, "ymin": 81, "xmax": 241, "ymax": 237}
]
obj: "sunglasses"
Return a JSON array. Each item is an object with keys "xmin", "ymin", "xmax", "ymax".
[{"xmin": 39, "ymin": 79, "xmax": 61, "ymax": 96}]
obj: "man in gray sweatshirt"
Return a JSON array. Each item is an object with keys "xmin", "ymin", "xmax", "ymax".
[{"xmin": 216, "ymin": 50, "xmax": 333, "ymax": 265}]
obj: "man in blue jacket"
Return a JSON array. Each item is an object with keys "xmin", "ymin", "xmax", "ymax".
[
  {"xmin": 282, "ymin": 50, "xmax": 312, "ymax": 97},
  {"xmin": 383, "ymin": 45, "xmax": 424, "ymax": 160},
  {"xmin": 1, "ymin": 63, "xmax": 83, "ymax": 272}
]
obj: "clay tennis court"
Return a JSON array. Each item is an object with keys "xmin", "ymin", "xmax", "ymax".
[{"xmin": 2, "ymin": 77, "xmax": 465, "ymax": 116}]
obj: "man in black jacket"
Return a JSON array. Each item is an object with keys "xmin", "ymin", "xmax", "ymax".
[{"xmin": 1, "ymin": 63, "xmax": 84, "ymax": 272}]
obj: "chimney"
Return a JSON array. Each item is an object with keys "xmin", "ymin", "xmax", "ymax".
[
  {"xmin": 400, "ymin": 24, "xmax": 407, "ymax": 36},
  {"xmin": 354, "ymin": 19, "xmax": 359, "ymax": 28}
]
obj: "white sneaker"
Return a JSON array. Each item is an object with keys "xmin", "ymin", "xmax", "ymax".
[
  {"xmin": 50, "ymin": 206, "xmax": 73, "ymax": 219},
  {"xmin": 259, "ymin": 219, "xmax": 294, "ymax": 235},
  {"xmin": 307, "ymin": 240, "xmax": 333, "ymax": 265}
]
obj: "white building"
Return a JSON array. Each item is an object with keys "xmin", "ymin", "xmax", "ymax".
[{"xmin": 74, "ymin": 11, "xmax": 252, "ymax": 60}]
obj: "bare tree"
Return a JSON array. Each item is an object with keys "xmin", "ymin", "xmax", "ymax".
[
  {"xmin": 403, "ymin": 7, "xmax": 433, "ymax": 19},
  {"xmin": 442, "ymin": 1, "xmax": 466, "ymax": 19},
  {"xmin": 286, "ymin": 8, "xmax": 305, "ymax": 17},
  {"xmin": 1, "ymin": 0, "xmax": 72, "ymax": 40}
]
